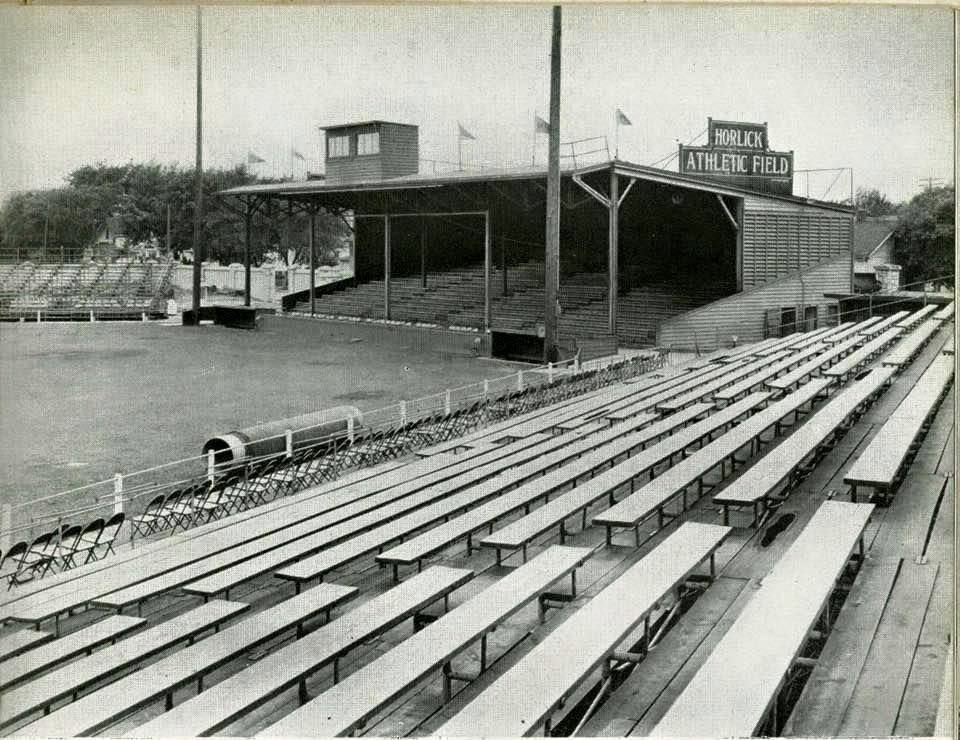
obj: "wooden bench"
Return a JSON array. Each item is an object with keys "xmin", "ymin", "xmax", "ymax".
[
  {"xmin": 649, "ymin": 501, "xmax": 874, "ymax": 738},
  {"xmin": 657, "ymin": 352, "xmax": 790, "ymax": 413},
  {"xmin": 16, "ymin": 584, "xmax": 358, "ymax": 737},
  {"xmin": 260, "ymin": 546, "xmax": 591, "ymax": 737},
  {"xmin": 933, "ymin": 301, "xmax": 954, "ymax": 321},
  {"xmin": 375, "ymin": 404, "xmax": 714, "ymax": 577},
  {"xmin": 881, "ymin": 319, "xmax": 942, "ymax": 366},
  {"xmin": 845, "ymin": 354, "xmax": 954, "ymax": 503},
  {"xmin": 481, "ymin": 394, "xmax": 766, "ymax": 562},
  {"xmin": 943, "ymin": 335, "xmax": 955, "ymax": 355},
  {"xmin": 594, "ymin": 378, "xmax": 832, "ymax": 543},
  {"xmin": 824, "ymin": 326, "xmax": 904, "ymax": 381},
  {"xmin": 438, "ymin": 522, "xmax": 730, "ymax": 737},
  {"xmin": 714, "ymin": 343, "xmax": 827, "ymax": 404},
  {"xmin": 0, "ymin": 599, "xmax": 248, "ymax": 729},
  {"xmin": 823, "ymin": 315, "xmax": 884, "ymax": 343},
  {"xmin": 91, "ymin": 430, "xmax": 577, "ymax": 612},
  {"xmin": 858, "ymin": 310, "xmax": 910, "ymax": 337},
  {"xmin": 765, "ymin": 332, "xmax": 867, "ymax": 393},
  {"xmin": 897, "ymin": 304, "xmax": 939, "ymax": 328},
  {"xmin": 127, "ymin": 566, "xmax": 473, "ymax": 737},
  {"xmin": 752, "ymin": 331, "xmax": 822, "ymax": 357},
  {"xmin": 0, "ymin": 614, "xmax": 146, "ymax": 691},
  {"xmin": 0, "ymin": 629, "xmax": 54, "ymax": 661},
  {"xmin": 788, "ymin": 322, "xmax": 854, "ymax": 350},
  {"xmin": 713, "ymin": 337, "xmax": 780, "ymax": 362},
  {"xmin": 715, "ymin": 366, "xmax": 896, "ymax": 526}
]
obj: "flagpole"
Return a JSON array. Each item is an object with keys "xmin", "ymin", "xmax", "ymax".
[
  {"xmin": 615, "ymin": 111, "xmax": 619, "ymax": 159},
  {"xmin": 458, "ymin": 135, "xmax": 463, "ymax": 171},
  {"xmin": 532, "ymin": 110, "xmax": 537, "ymax": 167},
  {"xmin": 190, "ymin": 4, "xmax": 203, "ymax": 322}
]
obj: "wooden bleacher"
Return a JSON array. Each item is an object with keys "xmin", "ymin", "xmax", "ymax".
[
  {"xmin": 0, "ymin": 629, "xmax": 54, "ymax": 661},
  {"xmin": 881, "ymin": 318, "xmax": 943, "ymax": 366},
  {"xmin": 858, "ymin": 309, "xmax": 911, "ymax": 337},
  {"xmin": 823, "ymin": 325, "xmax": 905, "ymax": 381},
  {"xmin": 897, "ymin": 303, "xmax": 939, "ymax": 329},
  {"xmin": 845, "ymin": 352, "xmax": 954, "ymax": 503},
  {"xmin": 258, "ymin": 546, "xmax": 590, "ymax": 737},
  {"xmin": 932, "ymin": 300, "xmax": 954, "ymax": 321},
  {"xmin": 647, "ymin": 501, "xmax": 874, "ymax": 738},
  {"xmin": 714, "ymin": 365, "xmax": 896, "ymax": 526},
  {"xmin": 765, "ymin": 332, "xmax": 867, "ymax": 393},
  {"xmin": 436, "ymin": 522, "xmax": 730, "ymax": 736}
]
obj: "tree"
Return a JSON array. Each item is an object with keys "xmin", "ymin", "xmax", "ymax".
[
  {"xmin": 894, "ymin": 185, "xmax": 954, "ymax": 286},
  {"xmin": 855, "ymin": 187, "xmax": 896, "ymax": 220}
]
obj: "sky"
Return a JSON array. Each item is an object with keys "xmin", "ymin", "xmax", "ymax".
[{"xmin": 0, "ymin": 4, "xmax": 953, "ymax": 205}]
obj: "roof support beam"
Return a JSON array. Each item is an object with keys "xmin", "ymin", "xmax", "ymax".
[
  {"xmin": 618, "ymin": 178, "xmax": 637, "ymax": 208},
  {"xmin": 717, "ymin": 194, "xmax": 739, "ymax": 230},
  {"xmin": 571, "ymin": 173, "xmax": 610, "ymax": 208}
]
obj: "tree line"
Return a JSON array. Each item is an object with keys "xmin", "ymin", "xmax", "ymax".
[{"xmin": 0, "ymin": 162, "xmax": 348, "ymax": 266}]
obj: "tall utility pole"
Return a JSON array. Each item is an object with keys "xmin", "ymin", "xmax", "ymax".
[
  {"xmin": 543, "ymin": 5, "xmax": 562, "ymax": 363},
  {"xmin": 190, "ymin": 5, "xmax": 203, "ymax": 321},
  {"xmin": 165, "ymin": 203, "xmax": 172, "ymax": 254}
]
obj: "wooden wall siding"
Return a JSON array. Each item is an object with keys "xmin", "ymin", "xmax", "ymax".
[
  {"xmin": 326, "ymin": 150, "xmax": 384, "ymax": 184},
  {"xmin": 741, "ymin": 198, "xmax": 853, "ymax": 289},
  {"xmin": 380, "ymin": 124, "xmax": 419, "ymax": 179},
  {"xmin": 657, "ymin": 252, "xmax": 852, "ymax": 352}
]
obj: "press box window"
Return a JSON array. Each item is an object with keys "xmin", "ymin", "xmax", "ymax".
[
  {"xmin": 328, "ymin": 135, "xmax": 350, "ymax": 158},
  {"xmin": 357, "ymin": 132, "xmax": 380, "ymax": 156}
]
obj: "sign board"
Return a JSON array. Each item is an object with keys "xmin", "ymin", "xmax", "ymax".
[
  {"xmin": 708, "ymin": 119, "xmax": 767, "ymax": 150},
  {"xmin": 679, "ymin": 145, "xmax": 793, "ymax": 179}
]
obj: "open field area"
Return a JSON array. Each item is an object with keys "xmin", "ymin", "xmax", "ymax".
[{"xmin": 0, "ymin": 316, "xmax": 521, "ymax": 511}]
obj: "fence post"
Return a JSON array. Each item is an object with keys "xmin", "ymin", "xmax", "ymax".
[
  {"xmin": 548, "ymin": 362, "xmax": 554, "ymax": 383},
  {"xmin": 142, "ymin": 312, "xmax": 147, "ymax": 322},
  {"xmin": 444, "ymin": 390, "xmax": 451, "ymax": 415},
  {"xmin": 0, "ymin": 502, "xmax": 11, "ymax": 554},
  {"xmin": 207, "ymin": 450, "xmax": 216, "ymax": 481},
  {"xmin": 347, "ymin": 416, "xmax": 355, "ymax": 444},
  {"xmin": 517, "ymin": 370, "xmax": 524, "ymax": 392},
  {"xmin": 36, "ymin": 310, "xmax": 41, "ymax": 323},
  {"xmin": 400, "ymin": 400, "xmax": 408, "ymax": 426},
  {"xmin": 285, "ymin": 429, "xmax": 293, "ymax": 458},
  {"xmin": 483, "ymin": 379, "xmax": 489, "ymax": 400},
  {"xmin": 90, "ymin": 310, "xmax": 95, "ymax": 322}
]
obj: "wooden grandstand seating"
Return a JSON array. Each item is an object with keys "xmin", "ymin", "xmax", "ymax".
[
  {"xmin": 714, "ymin": 365, "xmax": 896, "ymax": 526},
  {"xmin": 824, "ymin": 326, "xmax": 904, "ymax": 381},
  {"xmin": 259, "ymin": 546, "xmax": 590, "ymax": 737},
  {"xmin": 943, "ymin": 335, "xmax": 955, "ymax": 355},
  {"xmin": 788, "ymin": 322, "xmax": 855, "ymax": 350},
  {"xmin": 714, "ymin": 343, "xmax": 828, "ymax": 403},
  {"xmin": 128, "ymin": 566, "xmax": 474, "ymax": 738},
  {"xmin": 932, "ymin": 300, "xmax": 954, "ymax": 321},
  {"xmin": 881, "ymin": 319, "xmax": 942, "ymax": 366},
  {"xmin": 765, "ymin": 331, "xmax": 867, "ymax": 392},
  {"xmin": 285, "ymin": 396, "xmax": 764, "ymax": 587},
  {"xmin": 17, "ymin": 584, "xmax": 359, "ymax": 737},
  {"xmin": 375, "ymin": 403, "xmax": 714, "ymax": 576},
  {"xmin": 0, "ymin": 614, "xmax": 146, "ymax": 691},
  {"xmin": 0, "ymin": 629, "xmax": 55, "ymax": 662},
  {"xmin": 857, "ymin": 310, "xmax": 911, "ymax": 337},
  {"xmin": 845, "ymin": 353, "xmax": 954, "ymax": 503},
  {"xmin": 0, "ymin": 599, "xmax": 249, "ymax": 729},
  {"xmin": 438, "ymin": 522, "xmax": 730, "ymax": 737},
  {"xmin": 648, "ymin": 501, "xmax": 874, "ymax": 738},
  {"xmin": 823, "ymin": 315, "xmax": 884, "ymax": 343},
  {"xmin": 594, "ymin": 378, "xmax": 831, "ymax": 543},
  {"xmin": 897, "ymin": 304, "xmax": 939, "ymax": 328},
  {"xmin": 0, "ymin": 437, "xmax": 547, "ymax": 627},
  {"xmin": 656, "ymin": 352, "xmax": 790, "ymax": 413}
]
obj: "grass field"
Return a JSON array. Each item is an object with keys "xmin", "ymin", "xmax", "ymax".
[{"xmin": 0, "ymin": 316, "xmax": 522, "ymax": 524}]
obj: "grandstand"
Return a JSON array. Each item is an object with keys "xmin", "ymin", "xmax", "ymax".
[
  {"xmin": 0, "ymin": 259, "xmax": 173, "ymax": 321},
  {"xmin": 0, "ymin": 304, "xmax": 952, "ymax": 737}
]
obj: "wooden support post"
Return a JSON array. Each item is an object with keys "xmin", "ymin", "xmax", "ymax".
[
  {"xmin": 308, "ymin": 207, "xmax": 316, "ymax": 316},
  {"xmin": 484, "ymin": 209, "xmax": 492, "ymax": 331},
  {"xmin": 383, "ymin": 215, "xmax": 391, "ymax": 320},
  {"xmin": 543, "ymin": 5, "xmax": 561, "ymax": 364}
]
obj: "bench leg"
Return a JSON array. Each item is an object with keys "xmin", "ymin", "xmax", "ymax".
[
  {"xmin": 480, "ymin": 633, "xmax": 487, "ymax": 672},
  {"xmin": 496, "ymin": 548, "xmax": 502, "ymax": 566},
  {"xmin": 442, "ymin": 662, "xmax": 453, "ymax": 702},
  {"xmin": 392, "ymin": 563, "xmax": 399, "ymax": 583},
  {"xmin": 709, "ymin": 553, "xmax": 716, "ymax": 580},
  {"xmin": 522, "ymin": 544, "xmax": 528, "ymax": 563},
  {"xmin": 570, "ymin": 570, "xmax": 577, "ymax": 597},
  {"xmin": 605, "ymin": 526, "xmax": 612, "ymax": 546},
  {"xmin": 299, "ymin": 678, "xmax": 309, "ymax": 704},
  {"xmin": 559, "ymin": 521, "xmax": 566, "ymax": 544},
  {"xmin": 197, "ymin": 675, "xmax": 204, "ymax": 693},
  {"xmin": 166, "ymin": 692, "xmax": 174, "ymax": 710},
  {"xmin": 722, "ymin": 504, "xmax": 730, "ymax": 527},
  {"xmin": 634, "ymin": 525, "xmax": 641, "ymax": 547},
  {"xmin": 582, "ymin": 507, "xmax": 588, "ymax": 530},
  {"xmin": 334, "ymin": 656, "xmax": 340, "ymax": 684},
  {"xmin": 850, "ymin": 484, "xmax": 858, "ymax": 503}
]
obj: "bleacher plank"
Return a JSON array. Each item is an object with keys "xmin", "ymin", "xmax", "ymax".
[
  {"xmin": 91, "ymin": 430, "xmax": 582, "ymax": 611},
  {"xmin": 787, "ymin": 321, "xmax": 854, "ymax": 350},
  {"xmin": 0, "ymin": 615, "xmax": 146, "ymax": 691},
  {"xmin": 127, "ymin": 566, "xmax": 473, "ymax": 738},
  {"xmin": 657, "ymin": 352, "xmax": 789, "ymax": 413},
  {"xmin": 437, "ymin": 523, "xmax": 730, "ymax": 736},
  {"xmin": 16, "ymin": 584, "xmax": 358, "ymax": 737},
  {"xmin": 715, "ymin": 366, "xmax": 896, "ymax": 525},
  {"xmin": 595, "ymin": 378, "xmax": 831, "ymax": 538},
  {"xmin": 259, "ymin": 546, "xmax": 590, "ymax": 737},
  {"xmin": 942, "ymin": 335, "xmax": 955, "ymax": 355},
  {"xmin": 765, "ymin": 332, "xmax": 865, "ymax": 392},
  {"xmin": 377, "ymin": 404, "xmax": 714, "ymax": 574},
  {"xmin": 649, "ymin": 501, "xmax": 874, "ymax": 738},
  {"xmin": 822, "ymin": 315, "xmax": 884, "ymax": 343},
  {"xmin": 881, "ymin": 318, "xmax": 942, "ymax": 366},
  {"xmin": 858, "ymin": 310, "xmax": 911, "ymax": 338},
  {"xmin": 0, "ymin": 600, "xmax": 249, "ymax": 729},
  {"xmin": 845, "ymin": 354, "xmax": 954, "ymax": 499},
  {"xmin": 896, "ymin": 304, "xmax": 939, "ymax": 328},
  {"xmin": 714, "ymin": 342, "xmax": 828, "ymax": 403},
  {"xmin": 932, "ymin": 300, "xmax": 954, "ymax": 321},
  {"xmin": 0, "ymin": 629, "xmax": 54, "ymax": 662}
]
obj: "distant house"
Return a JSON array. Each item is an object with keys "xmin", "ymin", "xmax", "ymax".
[{"xmin": 853, "ymin": 216, "xmax": 899, "ymax": 293}]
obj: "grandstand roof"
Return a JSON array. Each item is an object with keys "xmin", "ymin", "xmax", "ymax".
[{"xmin": 218, "ymin": 159, "xmax": 854, "ymax": 214}]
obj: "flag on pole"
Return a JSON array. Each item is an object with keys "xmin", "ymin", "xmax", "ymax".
[
  {"xmin": 247, "ymin": 151, "xmax": 266, "ymax": 164},
  {"xmin": 457, "ymin": 123, "xmax": 476, "ymax": 141},
  {"xmin": 534, "ymin": 115, "xmax": 551, "ymax": 135},
  {"xmin": 291, "ymin": 149, "xmax": 306, "ymax": 161},
  {"xmin": 616, "ymin": 108, "xmax": 633, "ymax": 126}
]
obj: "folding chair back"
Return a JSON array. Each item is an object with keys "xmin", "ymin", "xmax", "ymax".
[
  {"xmin": 53, "ymin": 524, "xmax": 83, "ymax": 571},
  {"xmin": 97, "ymin": 512, "xmax": 125, "ymax": 558},
  {"xmin": 16, "ymin": 531, "xmax": 55, "ymax": 584},
  {"xmin": 74, "ymin": 518, "xmax": 105, "ymax": 565},
  {"xmin": 1, "ymin": 541, "xmax": 29, "ymax": 589},
  {"xmin": 131, "ymin": 493, "xmax": 167, "ymax": 537}
]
